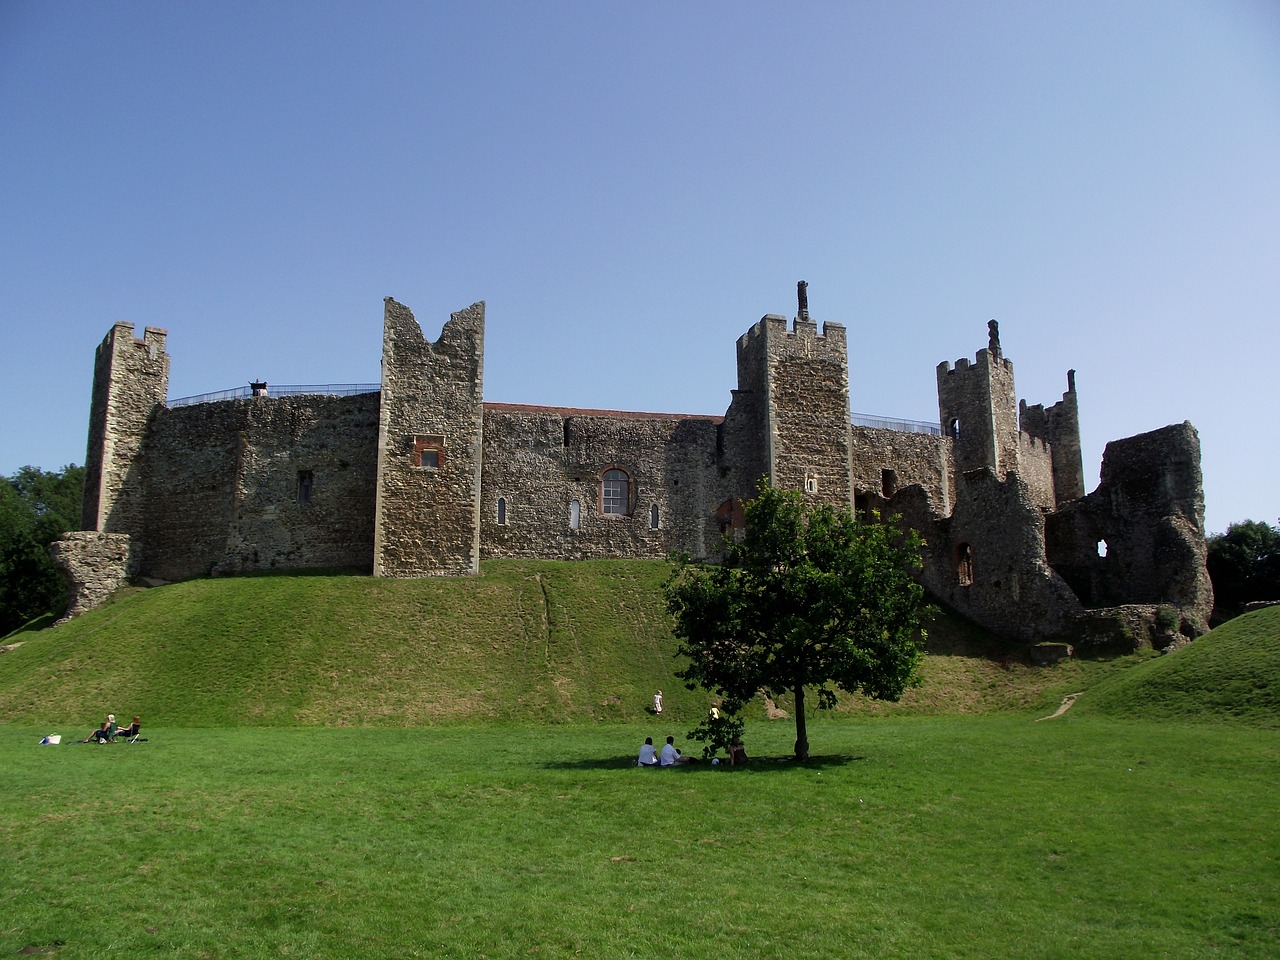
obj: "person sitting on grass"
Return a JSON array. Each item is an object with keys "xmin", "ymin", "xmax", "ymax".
[
  {"xmin": 659, "ymin": 735, "xmax": 695, "ymax": 766},
  {"xmin": 729, "ymin": 737, "xmax": 748, "ymax": 766},
  {"xmin": 83, "ymin": 714, "xmax": 116, "ymax": 743},
  {"xmin": 636, "ymin": 737, "xmax": 659, "ymax": 767},
  {"xmin": 115, "ymin": 716, "xmax": 141, "ymax": 739}
]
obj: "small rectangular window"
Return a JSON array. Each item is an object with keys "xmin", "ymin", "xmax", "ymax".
[
  {"xmin": 296, "ymin": 470, "xmax": 314, "ymax": 504},
  {"xmin": 413, "ymin": 435, "xmax": 445, "ymax": 469}
]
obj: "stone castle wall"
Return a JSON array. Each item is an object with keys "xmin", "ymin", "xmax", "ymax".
[
  {"xmin": 479, "ymin": 406, "xmax": 723, "ymax": 561},
  {"xmin": 140, "ymin": 393, "xmax": 380, "ymax": 580},
  {"xmin": 58, "ymin": 291, "xmax": 1214, "ymax": 646}
]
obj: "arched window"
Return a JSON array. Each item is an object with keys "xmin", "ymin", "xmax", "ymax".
[
  {"xmin": 569, "ymin": 500, "xmax": 581, "ymax": 530},
  {"xmin": 649, "ymin": 503, "xmax": 660, "ymax": 529},
  {"xmin": 496, "ymin": 497, "xmax": 507, "ymax": 525},
  {"xmin": 601, "ymin": 468, "xmax": 630, "ymax": 515}
]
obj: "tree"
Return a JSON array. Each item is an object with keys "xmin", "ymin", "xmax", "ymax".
[
  {"xmin": 664, "ymin": 481, "xmax": 931, "ymax": 761},
  {"xmin": 0, "ymin": 464, "xmax": 84, "ymax": 636},
  {"xmin": 1206, "ymin": 519, "xmax": 1280, "ymax": 621}
]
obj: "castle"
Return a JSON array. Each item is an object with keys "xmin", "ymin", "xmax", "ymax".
[{"xmin": 54, "ymin": 285, "xmax": 1213, "ymax": 650}]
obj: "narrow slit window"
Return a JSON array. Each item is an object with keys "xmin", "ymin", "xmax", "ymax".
[
  {"xmin": 496, "ymin": 497, "xmax": 507, "ymax": 525},
  {"xmin": 649, "ymin": 504, "xmax": 660, "ymax": 529},
  {"xmin": 569, "ymin": 500, "xmax": 581, "ymax": 530},
  {"xmin": 296, "ymin": 470, "xmax": 314, "ymax": 505}
]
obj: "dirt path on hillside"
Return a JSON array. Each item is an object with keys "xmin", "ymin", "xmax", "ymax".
[{"xmin": 1035, "ymin": 692, "xmax": 1084, "ymax": 722}]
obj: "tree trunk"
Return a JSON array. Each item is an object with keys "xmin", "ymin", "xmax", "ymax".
[{"xmin": 793, "ymin": 685, "xmax": 809, "ymax": 761}]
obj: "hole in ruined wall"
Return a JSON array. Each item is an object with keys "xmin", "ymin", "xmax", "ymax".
[
  {"xmin": 855, "ymin": 494, "xmax": 870, "ymax": 522},
  {"xmin": 948, "ymin": 418, "xmax": 960, "ymax": 440},
  {"xmin": 569, "ymin": 500, "xmax": 581, "ymax": 530},
  {"xmin": 296, "ymin": 470, "xmax": 314, "ymax": 505},
  {"xmin": 1097, "ymin": 539, "xmax": 1108, "ymax": 558},
  {"xmin": 496, "ymin": 497, "xmax": 507, "ymax": 525},
  {"xmin": 881, "ymin": 469, "xmax": 897, "ymax": 499},
  {"xmin": 953, "ymin": 542, "xmax": 974, "ymax": 586},
  {"xmin": 649, "ymin": 504, "xmax": 660, "ymax": 529},
  {"xmin": 601, "ymin": 468, "xmax": 631, "ymax": 516},
  {"xmin": 413, "ymin": 435, "xmax": 445, "ymax": 469}
]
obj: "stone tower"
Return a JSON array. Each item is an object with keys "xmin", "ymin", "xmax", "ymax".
[
  {"xmin": 373, "ymin": 298, "xmax": 485, "ymax": 576},
  {"xmin": 1020, "ymin": 369, "xmax": 1086, "ymax": 505},
  {"xmin": 723, "ymin": 284, "xmax": 852, "ymax": 507},
  {"xmin": 936, "ymin": 319, "xmax": 1019, "ymax": 478},
  {"xmin": 80, "ymin": 322, "xmax": 169, "ymax": 538}
]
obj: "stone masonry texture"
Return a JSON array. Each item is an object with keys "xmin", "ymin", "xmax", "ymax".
[{"xmin": 56, "ymin": 290, "xmax": 1214, "ymax": 647}]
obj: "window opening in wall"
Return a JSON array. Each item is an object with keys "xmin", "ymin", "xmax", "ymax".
[
  {"xmin": 881, "ymin": 469, "xmax": 897, "ymax": 499},
  {"xmin": 948, "ymin": 418, "xmax": 960, "ymax": 440},
  {"xmin": 954, "ymin": 542, "xmax": 974, "ymax": 586},
  {"xmin": 1097, "ymin": 539, "xmax": 1108, "ymax": 558},
  {"xmin": 805, "ymin": 473, "xmax": 819, "ymax": 494},
  {"xmin": 413, "ymin": 435, "xmax": 445, "ymax": 469},
  {"xmin": 497, "ymin": 497, "xmax": 507, "ymax": 525},
  {"xmin": 296, "ymin": 470, "xmax": 314, "ymax": 505},
  {"xmin": 649, "ymin": 504, "xmax": 660, "ymax": 529},
  {"xmin": 854, "ymin": 494, "xmax": 870, "ymax": 522},
  {"xmin": 601, "ymin": 468, "xmax": 630, "ymax": 515},
  {"xmin": 570, "ymin": 500, "xmax": 581, "ymax": 530}
]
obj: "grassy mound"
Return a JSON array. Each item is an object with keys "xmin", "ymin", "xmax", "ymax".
[
  {"xmin": 1073, "ymin": 606, "xmax": 1280, "ymax": 727},
  {"xmin": 0, "ymin": 559, "xmax": 1211, "ymax": 728}
]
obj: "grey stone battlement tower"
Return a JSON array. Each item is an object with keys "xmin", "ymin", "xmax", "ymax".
[
  {"xmin": 724, "ymin": 284, "xmax": 852, "ymax": 508},
  {"xmin": 936, "ymin": 319, "xmax": 1019, "ymax": 479}
]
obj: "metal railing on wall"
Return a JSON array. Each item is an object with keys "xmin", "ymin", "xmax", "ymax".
[
  {"xmin": 168, "ymin": 384, "xmax": 381, "ymax": 408},
  {"xmin": 851, "ymin": 412, "xmax": 942, "ymax": 436}
]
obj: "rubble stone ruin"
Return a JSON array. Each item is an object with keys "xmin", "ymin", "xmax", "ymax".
[{"xmin": 55, "ymin": 285, "xmax": 1212, "ymax": 651}]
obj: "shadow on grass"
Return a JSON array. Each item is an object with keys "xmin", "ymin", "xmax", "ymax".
[{"xmin": 544, "ymin": 754, "xmax": 866, "ymax": 772}]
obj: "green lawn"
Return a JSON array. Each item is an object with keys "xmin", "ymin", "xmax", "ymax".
[{"xmin": 4, "ymin": 717, "xmax": 1276, "ymax": 960}]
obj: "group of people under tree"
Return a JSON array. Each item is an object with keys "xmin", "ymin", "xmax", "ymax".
[
  {"xmin": 636, "ymin": 732, "xmax": 746, "ymax": 768},
  {"xmin": 82, "ymin": 713, "xmax": 141, "ymax": 743}
]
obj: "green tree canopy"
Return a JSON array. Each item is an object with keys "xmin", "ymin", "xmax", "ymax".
[
  {"xmin": 664, "ymin": 481, "xmax": 931, "ymax": 761},
  {"xmin": 1, "ymin": 464, "xmax": 84, "ymax": 637},
  {"xmin": 1207, "ymin": 519, "xmax": 1280, "ymax": 621}
]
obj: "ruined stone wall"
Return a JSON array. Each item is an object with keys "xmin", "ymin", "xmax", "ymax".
[
  {"xmin": 374, "ymin": 299, "xmax": 485, "ymax": 577},
  {"xmin": 1046, "ymin": 422, "xmax": 1212, "ymax": 633},
  {"xmin": 1014, "ymin": 434, "xmax": 1056, "ymax": 511},
  {"xmin": 479, "ymin": 405, "xmax": 723, "ymax": 561},
  {"xmin": 49, "ymin": 532, "xmax": 136, "ymax": 620},
  {"xmin": 140, "ymin": 394, "xmax": 379, "ymax": 580},
  {"xmin": 81, "ymin": 323, "xmax": 169, "ymax": 536},
  {"xmin": 924, "ymin": 469, "xmax": 1082, "ymax": 643},
  {"xmin": 849, "ymin": 426, "xmax": 953, "ymax": 518},
  {"xmin": 1020, "ymin": 370, "xmax": 1085, "ymax": 504}
]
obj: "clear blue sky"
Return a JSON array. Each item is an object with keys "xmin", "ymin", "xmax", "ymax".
[{"xmin": 2, "ymin": 1, "xmax": 1277, "ymax": 534}]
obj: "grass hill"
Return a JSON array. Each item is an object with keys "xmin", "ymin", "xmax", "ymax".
[
  {"xmin": 1, "ymin": 559, "xmax": 1273, "ymax": 728},
  {"xmin": 1073, "ymin": 605, "xmax": 1280, "ymax": 727}
]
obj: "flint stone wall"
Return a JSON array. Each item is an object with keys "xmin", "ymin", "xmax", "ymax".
[
  {"xmin": 50, "ymin": 532, "xmax": 136, "ymax": 620},
  {"xmin": 140, "ymin": 393, "xmax": 379, "ymax": 580},
  {"xmin": 479, "ymin": 406, "xmax": 724, "ymax": 561}
]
